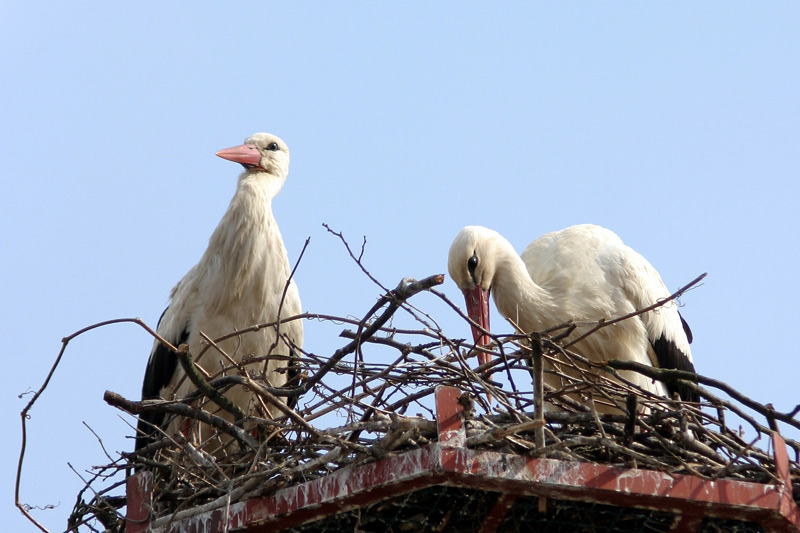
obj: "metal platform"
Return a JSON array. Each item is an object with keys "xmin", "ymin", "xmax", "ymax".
[{"xmin": 126, "ymin": 387, "xmax": 800, "ymax": 532}]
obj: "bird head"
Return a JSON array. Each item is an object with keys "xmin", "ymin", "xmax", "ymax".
[
  {"xmin": 447, "ymin": 225, "xmax": 504, "ymax": 365},
  {"xmin": 216, "ymin": 133, "xmax": 290, "ymax": 178}
]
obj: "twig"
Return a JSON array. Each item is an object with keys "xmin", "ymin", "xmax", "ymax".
[
  {"xmin": 103, "ymin": 391, "xmax": 259, "ymax": 450},
  {"xmin": 300, "ymin": 274, "xmax": 445, "ymax": 394},
  {"xmin": 564, "ymin": 273, "xmax": 707, "ymax": 350},
  {"xmin": 175, "ymin": 343, "xmax": 248, "ymax": 422}
]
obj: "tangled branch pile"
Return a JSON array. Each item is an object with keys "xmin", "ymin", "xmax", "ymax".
[{"xmin": 53, "ymin": 271, "xmax": 800, "ymax": 532}]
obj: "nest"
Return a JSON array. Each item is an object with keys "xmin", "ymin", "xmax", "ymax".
[{"xmin": 16, "ymin": 239, "xmax": 800, "ymax": 532}]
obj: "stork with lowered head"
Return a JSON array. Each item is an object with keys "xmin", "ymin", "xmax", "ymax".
[{"xmin": 448, "ymin": 224, "xmax": 696, "ymax": 410}]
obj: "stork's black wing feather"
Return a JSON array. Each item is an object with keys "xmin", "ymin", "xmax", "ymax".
[
  {"xmin": 134, "ymin": 308, "xmax": 189, "ymax": 452},
  {"xmin": 650, "ymin": 311, "xmax": 697, "ymax": 402},
  {"xmin": 680, "ymin": 312, "xmax": 693, "ymax": 343},
  {"xmin": 285, "ymin": 346, "xmax": 300, "ymax": 410}
]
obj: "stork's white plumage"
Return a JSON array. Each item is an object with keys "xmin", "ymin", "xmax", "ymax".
[
  {"xmin": 135, "ymin": 133, "xmax": 303, "ymax": 453},
  {"xmin": 447, "ymin": 224, "xmax": 695, "ymax": 406}
]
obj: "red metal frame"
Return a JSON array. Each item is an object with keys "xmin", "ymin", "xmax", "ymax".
[{"xmin": 127, "ymin": 386, "xmax": 800, "ymax": 532}]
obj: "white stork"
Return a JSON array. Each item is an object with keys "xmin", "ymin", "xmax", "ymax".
[
  {"xmin": 447, "ymin": 224, "xmax": 696, "ymax": 407},
  {"xmin": 135, "ymin": 133, "xmax": 303, "ymax": 453}
]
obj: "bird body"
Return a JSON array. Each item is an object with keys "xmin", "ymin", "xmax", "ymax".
[
  {"xmin": 448, "ymin": 224, "xmax": 695, "ymax": 407},
  {"xmin": 136, "ymin": 133, "xmax": 302, "ymax": 454}
]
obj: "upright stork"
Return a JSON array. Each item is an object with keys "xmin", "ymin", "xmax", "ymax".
[
  {"xmin": 135, "ymin": 133, "xmax": 303, "ymax": 454},
  {"xmin": 447, "ymin": 224, "xmax": 695, "ymax": 408}
]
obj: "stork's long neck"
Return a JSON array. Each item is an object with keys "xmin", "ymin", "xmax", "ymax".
[
  {"xmin": 490, "ymin": 246, "xmax": 554, "ymax": 335},
  {"xmin": 201, "ymin": 171, "xmax": 289, "ymax": 314},
  {"xmin": 212, "ymin": 174, "xmax": 279, "ymax": 252}
]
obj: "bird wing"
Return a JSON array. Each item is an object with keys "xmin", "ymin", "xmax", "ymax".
[
  {"xmin": 135, "ymin": 278, "xmax": 193, "ymax": 451},
  {"xmin": 608, "ymin": 239, "xmax": 697, "ymax": 401},
  {"xmin": 275, "ymin": 278, "xmax": 304, "ymax": 408},
  {"xmin": 522, "ymin": 225, "xmax": 697, "ymax": 401},
  {"xmin": 521, "ymin": 225, "xmax": 627, "ymax": 318}
]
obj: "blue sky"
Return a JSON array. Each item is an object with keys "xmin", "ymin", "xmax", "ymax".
[{"xmin": 2, "ymin": 3, "xmax": 799, "ymax": 530}]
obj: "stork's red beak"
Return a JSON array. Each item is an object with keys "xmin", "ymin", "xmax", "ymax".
[
  {"xmin": 215, "ymin": 143, "xmax": 262, "ymax": 167},
  {"xmin": 464, "ymin": 285, "xmax": 492, "ymax": 367}
]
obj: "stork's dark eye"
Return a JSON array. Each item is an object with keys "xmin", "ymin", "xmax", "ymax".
[
  {"xmin": 267, "ymin": 142, "xmax": 279, "ymax": 151},
  {"xmin": 467, "ymin": 253, "xmax": 478, "ymax": 275}
]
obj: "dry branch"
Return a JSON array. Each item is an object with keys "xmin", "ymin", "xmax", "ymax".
[{"xmin": 104, "ymin": 391, "xmax": 259, "ymax": 451}]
